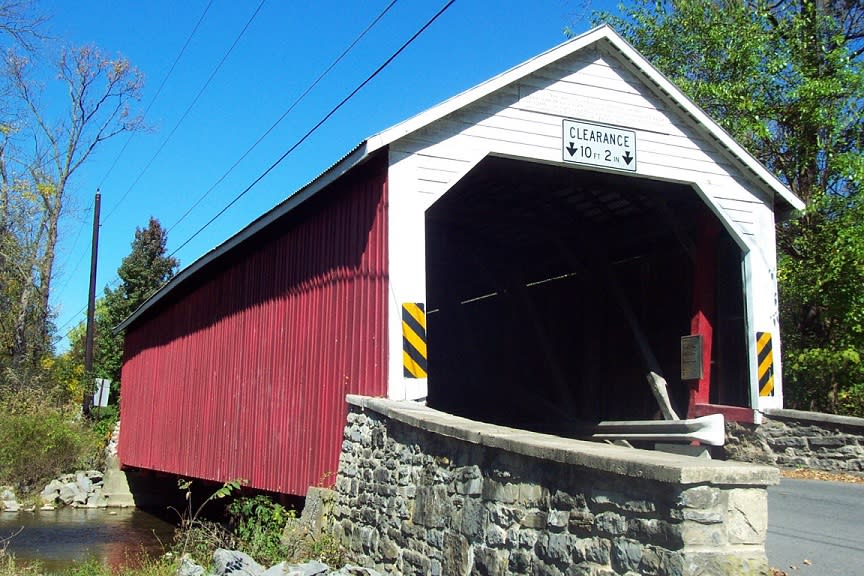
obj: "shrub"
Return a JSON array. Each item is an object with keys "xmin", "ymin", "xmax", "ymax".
[
  {"xmin": 91, "ymin": 404, "xmax": 119, "ymax": 444},
  {"xmin": 227, "ymin": 495, "xmax": 292, "ymax": 566},
  {"xmin": 837, "ymin": 383, "xmax": 864, "ymax": 418},
  {"xmin": 784, "ymin": 347, "xmax": 864, "ymax": 416},
  {"xmin": 0, "ymin": 409, "xmax": 102, "ymax": 492}
]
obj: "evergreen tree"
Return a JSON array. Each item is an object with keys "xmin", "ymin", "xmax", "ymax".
[{"xmin": 96, "ymin": 217, "xmax": 178, "ymax": 390}]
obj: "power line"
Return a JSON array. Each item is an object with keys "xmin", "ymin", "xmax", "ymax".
[
  {"xmin": 53, "ymin": 1, "xmax": 216, "ymax": 301},
  {"xmin": 167, "ymin": 0, "xmax": 400, "ymax": 235},
  {"xmin": 97, "ymin": 0, "xmax": 215, "ymax": 191},
  {"xmin": 57, "ymin": 0, "xmax": 456, "ymax": 342},
  {"xmin": 58, "ymin": 0, "xmax": 261, "ymax": 337},
  {"xmin": 102, "ymin": 0, "xmax": 268, "ymax": 222},
  {"xmin": 169, "ymin": 0, "xmax": 457, "ymax": 258}
]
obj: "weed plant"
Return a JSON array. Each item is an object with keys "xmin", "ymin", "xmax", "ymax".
[
  {"xmin": 0, "ymin": 387, "xmax": 103, "ymax": 493},
  {"xmin": 226, "ymin": 495, "xmax": 291, "ymax": 566}
]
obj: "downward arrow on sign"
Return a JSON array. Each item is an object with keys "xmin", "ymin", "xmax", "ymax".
[
  {"xmin": 623, "ymin": 151, "xmax": 633, "ymax": 165},
  {"xmin": 566, "ymin": 142, "xmax": 577, "ymax": 157}
]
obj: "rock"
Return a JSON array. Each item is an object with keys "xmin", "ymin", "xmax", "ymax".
[
  {"xmin": 83, "ymin": 469, "xmax": 104, "ymax": 482},
  {"xmin": 76, "ymin": 472, "xmax": 93, "ymax": 495},
  {"xmin": 290, "ymin": 560, "xmax": 331, "ymax": 576},
  {"xmin": 331, "ymin": 567, "xmax": 385, "ymax": 576},
  {"xmin": 58, "ymin": 482, "xmax": 78, "ymax": 505},
  {"xmin": 71, "ymin": 483, "xmax": 89, "ymax": 506},
  {"xmin": 177, "ymin": 555, "xmax": 206, "ymax": 576},
  {"xmin": 1, "ymin": 486, "xmax": 18, "ymax": 512},
  {"xmin": 86, "ymin": 486, "xmax": 108, "ymax": 508},
  {"xmin": 40, "ymin": 480, "xmax": 63, "ymax": 504},
  {"xmin": 262, "ymin": 560, "xmax": 330, "ymax": 576},
  {"xmin": 212, "ymin": 548, "xmax": 264, "ymax": 576}
]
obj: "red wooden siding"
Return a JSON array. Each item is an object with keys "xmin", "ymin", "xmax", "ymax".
[{"xmin": 118, "ymin": 154, "xmax": 388, "ymax": 496}]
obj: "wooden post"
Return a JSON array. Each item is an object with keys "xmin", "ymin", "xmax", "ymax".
[
  {"xmin": 83, "ymin": 191, "xmax": 101, "ymax": 417},
  {"xmin": 688, "ymin": 213, "xmax": 720, "ymax": 418}
]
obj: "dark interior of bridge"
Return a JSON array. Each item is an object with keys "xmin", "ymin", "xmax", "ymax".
[{"xmin": 424, "ymin": 155, "xmax": 749, "ymax": 435}]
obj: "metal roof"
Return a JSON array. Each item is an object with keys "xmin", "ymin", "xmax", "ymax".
[{"xmin": 119, "ymin": 25, "xmax": 802, "ymax": 332}]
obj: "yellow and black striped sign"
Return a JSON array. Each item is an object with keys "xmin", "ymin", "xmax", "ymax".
[
  {"xmin": 757, "ymin": 331, "xmax": 774, "ymax": 396},
  {"xmin": 402, "ymin": 303, "xmax": 428, "ymax": 379}
]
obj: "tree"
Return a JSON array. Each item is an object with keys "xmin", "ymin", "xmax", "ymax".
[
  {"xmin": 0, "ymin": 43, "xmax": 145, "ymax": 382},
  {"xmin": 590, "ymin": 0, "xmax": 864, "ymax": 414},
  {"xmin": 97, "ymin": 217, "xmax": 178, "ymax": 387}
]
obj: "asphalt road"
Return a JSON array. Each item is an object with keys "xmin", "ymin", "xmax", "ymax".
[{"xmin": 767, "ymin": 478, "xmax": 864, "ymax": 575}]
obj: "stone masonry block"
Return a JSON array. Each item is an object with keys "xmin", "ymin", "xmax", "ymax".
[
  {"xmin": 564, "ymin": 564, "xmax": 616, "ymax": 576},
  {"xmin": 726, "ymin": 488, "xmax": 768, "ymax": 545},
  {"xmin": 766, "ymin": 436, "xmax": 807, "ymax": 449},
  {"xmin": 412, "ymin": 484, "xmax": 451, "ymax": 528},
  {"xmin": 483, "ymin": 479, "xmax": 519, "ymax": 503},
  {"xmin": 680, "ymin": 519, "xmax": 727, "ymax": 547},
  {"xmin": 627, "ymin": 517, "xmax": 682, "ymax": 549},
  {"xmin": 547, "ymin": 510, "xmax": 570, "ymax": 531},
  {"xmin": 402, "ymin": 548, "xmax": 431, "ymax": 576},
  {"xmin": 610, "ymin": 538, "xmax": 644, "ymax": 574},
  {"xmin": 809, "ymin": 436, "xmax": 849, "ymax": 449},
  {"xmin": 679, "ymin": 485, "xmax": 721, "ymax": 510},
  {"xmin": 474, "ymin": 546, "xmax": 509, "ymax": 576},
  {"xmin": 489, "ymin": 503, "xmax": 523, "ymax": 527},
  {"xmin": 454, "ymin": 465, "xmax": 482, "ymax": 490},
  {"xmin": 681, "ymin": 551, "xmax": 769, "ymax": 576},
  {"xmin": 458, "ymin": 496, "xmax": 485, "ymax": 539},
  {"xmin": 522, "ymin": 510, "xmax": 549, "ymax": 530},
  {"xmin": 594, "ymin": 511, "xmax": 627, "ymax": 536},
  {"xmin": 592, "ymin": 490, "xmax": 657, "ymax": 514},
  {"xmin": 519, "ymin": 482, "xmax": 548, "ymax": 507},
  {"xmin": 572, "ymin": 537, "xmax": 611, "ymax": 565},
  {"xmin": 486, "ymin": 523, "xmax": 508, "ymax": 547}
]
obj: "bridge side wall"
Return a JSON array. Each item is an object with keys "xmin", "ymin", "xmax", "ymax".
[
  {"xmin": 118, "ymin": 154, "xmax": 389, "ymax": 496},
  {"xmin": 333, "ymin": 396, "xmax": 777, "ymax": 576},
  {"xmin": 724, "ymin": 409, "xmax": 864, "ymax": 472}
]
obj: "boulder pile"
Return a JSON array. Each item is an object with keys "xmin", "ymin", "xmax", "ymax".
[
  {"xmin": 178, "ymin": 549, "xmax": 383, "ymax": 576},
  {"xmin": 39, "ymin": 470, "xmax": 107, "ymax": 509}
]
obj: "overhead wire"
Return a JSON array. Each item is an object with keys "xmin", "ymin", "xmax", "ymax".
[
  {"xmin": 102, "ymin": 0, "xmax": 268, "ymax": 222},
  {"xmin": 53, "ymin": 0, "xmax": 216, "ymax": 307},
  {"xmin": 58, "ymin": 0, "xmax": 456, "ymax": 341},
  {"xmin": 57, "ymin": 0, "xmax": 265, "ymax": 340},
  {"xmin": 167, "ymin": 0, "xmax": 400, "ymax": 235},
  {"xmin": 168, "ymin": 0, "xmax": 457, "ymax": 259}
]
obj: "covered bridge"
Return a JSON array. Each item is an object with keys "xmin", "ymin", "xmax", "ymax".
[{"xmin": 117, "ymin": 26, "xmax": 803, "ymax": 496}]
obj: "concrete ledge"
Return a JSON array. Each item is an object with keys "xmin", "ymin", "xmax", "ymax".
[
  {"xmin": 347, "ymin": 395, "xmax": 778, "ymax": 486},
  {"xmin": 764, "ymin": 408, "xmax": 864, "ymax": 429}
]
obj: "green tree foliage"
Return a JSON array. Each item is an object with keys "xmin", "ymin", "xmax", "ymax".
[{"xmin": 591, "ymin": 1, "xmax": 864, "ymax": 414}]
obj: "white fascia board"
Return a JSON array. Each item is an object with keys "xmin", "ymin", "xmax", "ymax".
[
  {"xmin": 598, "ymin": 31, "xmax": 804, "ymax": 212},
  {"xmin": 116, "ymin": 142, "xmax": 372, "ymax": 332},
  {"xmin": 367, "ymin": 26, "xmax": 613, "ymax": 152},
  {"xmin": 368, "ymin": 25, "xmax": 803, "ymax": 213}
]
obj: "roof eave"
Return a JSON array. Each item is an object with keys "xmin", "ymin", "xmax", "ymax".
[{"xmin": 116, "ymin": 141, "xmax": 373, "ymax": 333}]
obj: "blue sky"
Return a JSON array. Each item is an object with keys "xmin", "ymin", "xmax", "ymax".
[{"xmin": 43, "ymin": 0, "xmax": 620, "ymax": 349}]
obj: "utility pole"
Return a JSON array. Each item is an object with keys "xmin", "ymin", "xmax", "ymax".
[{"xmin": 83, "ymin": 191, "xmax": 101, "ymax": 416}]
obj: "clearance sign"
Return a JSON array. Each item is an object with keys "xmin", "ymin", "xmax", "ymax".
[{"xmin": 562, "ymin": 119, "xmax": 637, "ymax": 172}]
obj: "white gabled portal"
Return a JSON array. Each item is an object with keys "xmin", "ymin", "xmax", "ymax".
[{"xmin": 381, "ymin": 26, "xmax": 798, "ymax": 425}]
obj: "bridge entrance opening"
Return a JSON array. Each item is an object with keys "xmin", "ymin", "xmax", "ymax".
[{"xmin": 424, "ymin": 155, "xmax": 748, "ymax": 434}]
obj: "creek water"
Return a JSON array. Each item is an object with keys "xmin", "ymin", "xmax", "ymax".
[{"xmin": 0, "ymin": 507, "xmax": 177, "ymax": 573}]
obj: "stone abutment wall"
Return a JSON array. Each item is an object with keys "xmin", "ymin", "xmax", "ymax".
[
  {"xmin": 724, "ymin": 409, "xmax": 864, "ymax": 472},
  {"xmin": 331, "ymin": 396, "xmax": 778, "ymax": 576}
]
